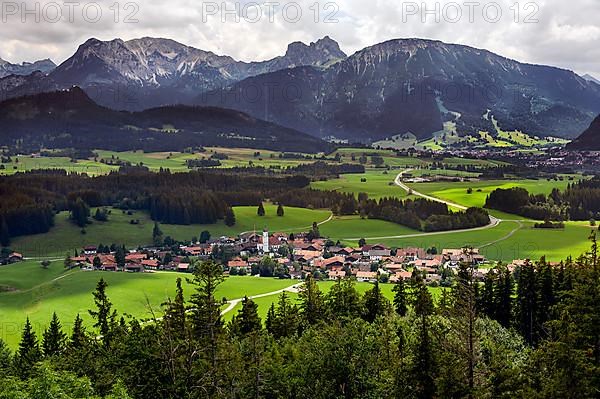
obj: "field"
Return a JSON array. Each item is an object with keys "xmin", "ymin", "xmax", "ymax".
[
  {"xmin": 0, "ymin": 147, "xmax": 329, "ymax": 176},
  {"xmin": 0, "ymin": 260, "xmax": 299, "ymax": 349},
  {"xmin": 10, "ymin": 205, "xmax": 331, "ymax": 258},
  {"xmin": 224, "ymin": 280, "xmax": 445, "ymax": 323},
  {"xmin": 311, "ymin": 170, "xmax": 408, "ymax": 200},
  {"xmin": 408, "ymin": 177, "xmax": 580, "ymax": 209}
]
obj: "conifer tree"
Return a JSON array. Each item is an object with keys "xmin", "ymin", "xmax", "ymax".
[
  {"xmin": 162, "ymin": 278, "xmax": 187, "ymax": 340},
  {"xmin": 14, "ymin": 317, "xmax": 41, "ymax": 379},
  {"xmin": 231, "ymin": 296, "xmax": 262, "ymax": 336},
  {"xmin": 69, "ymin": 314, "xmax": 87, "ymax": 349},
  {"xmin": 298, "ymin": 273, "xmax": 325, "ymax": 326},
  {"xmin": 257, "ymin": 203, "xmax": 265, "ymax": 217},
  {"xmin": 363, "ymin": 278, "xmax": 389, "ymax": 322},
  {"xmin": 392, "ymin": 280, "xmax": 408, "ymax": 316},
  {"xmin": 326, "ymin": 278, "xmax": 362, "ymax": 319},
  {"xmin": 412, "ymin": 281, "xmax": 435, "ymax": 399},
  {"xmin": 0, "ymin": 338, "xmax": 11, "ymax": 376},
  {"xmin": 270, "ymin": 291, "xmax": 300, "ymax": 339},
  {"xmin": 224, "ymin": 207, "xmax": 236, "ymax": 227},
  {"xmin": 42, "ymin": 312, "xmax": 66, "ymax": 357},
  {"xmin": 188, "ymin": 260, "xmax": 224, "ymax": 373},
  {"xmin": 516, "ymin": 262, "xmax": 538, "ymax": 345},
  {"xmin": 88, "ymin": 278, "xmax": 117, "ymax": 346}
]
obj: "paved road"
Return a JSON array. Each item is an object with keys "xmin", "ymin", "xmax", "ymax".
[
  {"xmin": 220, "ymin": 282, "xmax": 302, "ymax": 315},
  {"xmin": 342, "ymin": 170, "xmax": 501, "ymax": 241}
]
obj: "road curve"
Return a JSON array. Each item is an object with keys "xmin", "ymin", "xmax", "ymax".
[
  {"xmin": 342, "ymin": 170, "xmax": 502, "ymax": 241},
  {"xmin": 395, "ymin": 170, "xmax": 500, "ymax": 226},
  {"xmin": 220, "ymin": 282, "xmax": 302, "ymax": 315}
]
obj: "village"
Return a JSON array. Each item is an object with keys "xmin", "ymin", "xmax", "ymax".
[{"xmin": 55, "ymin": 229, "xmax": 535, "ymax": 286}]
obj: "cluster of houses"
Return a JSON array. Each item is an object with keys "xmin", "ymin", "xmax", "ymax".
[{"xmin": 63, "ymin": 229, "xmax": 515, "ymax": 285}]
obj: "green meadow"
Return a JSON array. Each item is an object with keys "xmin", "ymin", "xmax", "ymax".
[
  {"xmin": 224, "ymin": 281, "xmax": 445, "ymax": 322},
  {"xmin": 408, "ymin": 177, "xmax": 581, "ymax": 209},
  {"xmin": 311, "ymin": 170, "xmax": 408, "ymax": 200},
  {"xmin": 10, "ymin": 205, "xmax": 331, "ymax": 258},
  {"xmin": 0, "ymin": 261, "xmax": 296, "ymax": 349}
]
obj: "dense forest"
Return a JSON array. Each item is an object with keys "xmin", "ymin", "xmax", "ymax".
[
  {"xmin": 1, "ymin": 238, "xmax": 599, "ymax": 398},
  {"xmin": 360, "ymin": 196, "xmax": 490, "ymax": 232},
  {"xmin": 485, "ymin": 178, "xmax": 600, "ymax": 221}
]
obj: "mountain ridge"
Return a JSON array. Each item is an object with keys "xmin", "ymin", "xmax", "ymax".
[{"xmin": 0, "ymin": 87, "xmax": 329, "ymax": 153}]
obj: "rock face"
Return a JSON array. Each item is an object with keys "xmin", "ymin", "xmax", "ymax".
[
  {"xmin": 0, "ymin": 87, "xmax": 330, "ymax": 153},
  {"xmin": 568, "ymin": 114, "xmax": 600, "ymax": 150},
  {"xmin": 0, "ymin": 57, "xmax": 56, "ymax": 78},
  {"xmin": 0, "ymin": 36, "xmax": 346, "ymax": 110},
  {"xmin": 200, "ymin": 38, "xmax": 600, "ymax": 140}
]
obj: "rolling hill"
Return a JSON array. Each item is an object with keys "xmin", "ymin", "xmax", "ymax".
[{"xmin": 0, "ymin": 87, "xmax": 330, "ymax": 153}]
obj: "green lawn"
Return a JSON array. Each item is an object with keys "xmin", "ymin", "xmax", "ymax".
[
  {"xmin": 10, "ymin": 205, "xmax": 331, "ymax": 258},
  {"xmin": 0, "ymin": 261, "xmax": 295, "ymax": 349}
]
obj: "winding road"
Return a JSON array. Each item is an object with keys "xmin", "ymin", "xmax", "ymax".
[
  {"xmin": 343, "ymin": 170, "xmax": 503, "ymax": 241},
  {"xmin": 220, "ymin": 282, "xmax": 302, "ymax": 315}
]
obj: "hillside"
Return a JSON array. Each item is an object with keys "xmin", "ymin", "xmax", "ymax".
[
  {"xmin": 0, "ymin": 88, "xmax": 329, "ymax": 153},
  {"xmin": 199, "ymin": 38, "xmax": 600, "ymax": 141},
  {"xmin": 567, "ymin": 114, "xmax": 600, "ymax": 150}
]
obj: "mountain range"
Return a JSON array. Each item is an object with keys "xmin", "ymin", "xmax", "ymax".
[
  {"xmin": 1, "ymin": 36, "xmax": 600, "ymax": 145},
  {"xmin": 0, "ymin": 87, "xmax": 328, "ymax": 153},
  {"xmin": 0, "ymin": 36, "xmax": 346, "ymax": 110},
  {"xmin": 0, "ymin": 57, "xmax": 56, "ymax": 79}
]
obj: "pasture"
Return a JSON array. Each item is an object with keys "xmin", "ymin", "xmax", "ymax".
[
  {"xmin": 10, "ymin": 205, "xmax": 331, "ymax": 258},
  {"xmin": 0, "ymin": 261, "xmax": 295, "ymax": 349}
]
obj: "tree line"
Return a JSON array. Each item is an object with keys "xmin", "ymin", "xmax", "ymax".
[
  {"xmin": 1, "ymin": 237, "xmax": 599, "ymax": 398},
  {"xmin": 485, "ymin": 178, "xmax": 600, "ymax": 221},
  {"xmin": 360, "ymin": 196, "xmax": 490, "ymax": 232}
]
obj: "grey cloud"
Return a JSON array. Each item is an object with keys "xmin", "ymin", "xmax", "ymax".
[{"xmin": 0, "ymin": 0, "xmax": 598, "ymax": 77}]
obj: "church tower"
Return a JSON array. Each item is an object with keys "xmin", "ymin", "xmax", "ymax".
[{"xmin": 262, "ymin": 229, "xmax": 269, "ymax": 253}]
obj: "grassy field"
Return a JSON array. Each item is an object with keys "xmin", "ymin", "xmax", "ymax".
[
  {"xmin": 10, "ymin": 205, "xmax": 331, "ymax": 258},
  {"xmin": 224, "ymin": 281, "xmax": 445, "ymax": 322},
  {"xmin": 311, "ymin": 170, "xmax": 408, "ymax": 200},
  {"xmin": 408, "ymin": 177, "xmax": 581, "ymax": 210},
  {"xmin": 320, "ymin": 216, "xmax": 420, "ymax": 244},
  {"xmin": 0, "ymin": 261, "xmax": 296, "ymax": 349},
  {"xmin": 0, "ymin": 147, "xmax": 328, "ymax": 176}
]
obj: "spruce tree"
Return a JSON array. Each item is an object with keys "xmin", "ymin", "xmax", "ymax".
[
  {"xmin": 162, "ymin": 278, "xmax": 186, "ymax": 340},
  {"xmin": 224, "ymin": 207, "xmax": 236, "ymax": 227},
  {"xmin": 153, "ymin": 222, "xmax": 163, "ymax": 246},
  {"xmin": 257, "ymin": 203, "xmax": 265, "ymax": 217},
  {"xmin": 363, "ymin": 278, "xmax": 389, "ymax": 322},
  {"xmin": 412, "ymin": 282, "xmax": 435, "ymax": 399},
  {"xmin": 0, "ymin": 338, "xmax": 11, "ymax": 376},
  {"xmin": 494, "ymin": 266, "xmax": 513, "ymax": 328},
  {"xmin": 232, "ymin": 296, "xmax": 262, "ymax": 336},
  {"xmin": 69, "ymin": 314, "xmax": 87, "ymax": 349},
  {"xmin": 298, "ymin": 273, "xmax": 325, "ymax": 326},
  {"xmin": 516, "ymin": 262, "xmax": 538, "ymax": 345},
  {"xmin": 88, "ymin": 278, "xmax": 116, "ymax": 346},
  {"xmin": 265, "ymin": 303, "xmax": 276, "ymax": 334},
  {"xmin": 392, "ymin": 280, "xmax": 408, "ymax": 316},
  {"xmin": 271, "ymin": 291, "xmax": 300, "ymax": 339},
  {"xmin": 42, "ymin": 312, "xmax": 66, "ymax": 357},
  {"xmin": 15, "ymin": 317, "xmax": 41, "ymax": 379}
]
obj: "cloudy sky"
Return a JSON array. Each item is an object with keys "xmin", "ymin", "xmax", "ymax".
[{"xmin": 1, "ymin": 0, "xmax": 599, "ymax": 77}]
